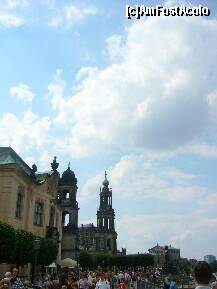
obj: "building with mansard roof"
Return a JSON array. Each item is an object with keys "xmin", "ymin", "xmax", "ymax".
[
  {"xmin": 0, "ymin": 146, "xmax": 62, "ymax": 262},
  {"xmin": 0, "ymin": 146, "xmax": 123, "ymax": 262}
]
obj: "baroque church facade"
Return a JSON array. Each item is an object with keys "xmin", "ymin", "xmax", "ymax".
[{"xmin": 59, "ymin": 165, "xmax": 118, "ymax": 259}]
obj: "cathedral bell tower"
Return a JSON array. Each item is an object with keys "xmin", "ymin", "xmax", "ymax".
[
  {"xmin": 96, "ymin": 172, "xmax": 117, "ymax": 253},
  {"xmin": 97, "ymin": 172, "xmax": 115, "ymax": 231}
]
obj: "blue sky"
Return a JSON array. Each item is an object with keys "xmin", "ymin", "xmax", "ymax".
[{"xmin": 0, "ymin": 0, "xmax": 217, "ymax": 259}]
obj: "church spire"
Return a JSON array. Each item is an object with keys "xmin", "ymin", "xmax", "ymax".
[
  {"xmin": 97, "ymin": 171, "xmax": 116, "ymax": 237},
  {"xmin": 102, "ymin": 170, "xmax": 109, "ymax": 187}
]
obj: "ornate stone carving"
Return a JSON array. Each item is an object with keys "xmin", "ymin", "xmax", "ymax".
[{"xmin": 51, "ymin": 156, "xmax": 59, "ymax": 172}]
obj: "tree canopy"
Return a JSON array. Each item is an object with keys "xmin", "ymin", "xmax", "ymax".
[
  {"xmin": 78, "ymin": 251, "xmax": 154, "ymax": 270},
  {"xmin": 0, "ymin": 220, "xmax": 58, "ymax": 266}
]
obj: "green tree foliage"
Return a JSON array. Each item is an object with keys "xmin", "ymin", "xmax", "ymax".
[
  {"xmin": 0, "ymin": 220, "xmax": 17, "ymax": 262},
  {"xmin": 38, "ymin": 238, "xmax": 58, "ymax": 266},
  {"xmin": 92, "ymin": 253, "xmax": 111, "ymax": 269},
  {"xmin": 111, "ymin": 254, "xmax": 153, "ymax": 269},
  {"xmin": 78, "ymin": 251, "xmax": 93, "ymax": 269},
  {"xmin": 78, "ymin": 252, "xmax": 154, "ymax": 270},
  {"xmin": 179, "ymin": 260, "xmax": 192, "ymax": 275},
  {"xmin": 14, "ymin": 229, "xmax": 36, "ymax": 265},
  {"xmin": 0, "ymin": 221, "xmax": 58, "ymax": 266},
  {"xmin": 210, "ymin": 260, "xmax": 217, "ymax": 273}
]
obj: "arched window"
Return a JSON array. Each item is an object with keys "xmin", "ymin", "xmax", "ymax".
[
  {"xmin": 62, "ymin": 212, "xmax": 70, "ymax": 226},
  {"xmin": 15, "ymin": 186, "xmax": 24, "ymax": 219},
  {"xmin": 66, "ymin": 192, "xmax": 70, "ymax": 199},
  {"xmin": 108, "ymin": 218, "xmax": 110, "ymax": 230},
  {"xmin": 63, "ymin": 190, "xmax": 70, "ymax": 199},
  {"xmin": 34, "ymin": 201, "xmax": 43, "ymax": 226}
]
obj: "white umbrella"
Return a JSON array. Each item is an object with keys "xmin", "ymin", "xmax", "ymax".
[{"xmin": 59, "ymin": 258, "xmax": 77, "ymax": 268}]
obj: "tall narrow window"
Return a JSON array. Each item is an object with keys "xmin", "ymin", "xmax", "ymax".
[
  {"xmin": 107, "ymin": 239, "xmax": 111, "ymax": 250},
  {"xmin": 34, "ymin": 201, "xmax": 43, "ymax": 226},
  {"xmin": 63, "ymin": 190, "xmax": 70, "ymax": 199},
  {"xmin": 15, "ymin": 187, "xmax": 24, "ymax": 219},
  {"xmin": 49, "ymin": 206, "xmax": 55, "ymax": 227},
  {"xmin": 62, "ymin": 212, "xmax": 69, "ymax": 226}
]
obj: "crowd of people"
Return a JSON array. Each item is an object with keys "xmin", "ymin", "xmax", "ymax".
[
  {"xmin": 0, "ymin": 262, "xmax": 217, "ymax": 289},
  {"xmin": 162, "ymin": 262, "xmax": 217, "ymax": 289},
  {"xmin": 0, "ymin": 269, "xmax": 141, "ymax": 289}
]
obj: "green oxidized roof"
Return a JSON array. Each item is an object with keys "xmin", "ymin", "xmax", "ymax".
[
  {"xmin": 36, "ymin": 171, "xmax": 53, "ymax": 184},
  {"xmin": 0, "ymin": 147, "xmax": 54, "ymax": 183},
  {"xmin": 0, "ymin": 151, "xmax": 15, "ymax": 164},
  {"xmin": 0, "ymin": 146, "xmax": 32, "ymax": 175},
  {"xmin": 102, "ymin": 171, "xmax": 109, "ymax": 187}
]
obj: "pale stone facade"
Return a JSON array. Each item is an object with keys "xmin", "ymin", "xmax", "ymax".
[
  {"xmin": 0, "ymin": 147, "xmax": 62, "ymax": 262},
  {"xmin": 148, "ymin": 244, "xmax": 180, "ymax": 267},
  {"xmin": 148, "ymin": 244, "xmax": 166, "ymax": 267}
]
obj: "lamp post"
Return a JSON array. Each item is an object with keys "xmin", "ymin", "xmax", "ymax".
[{"xmin": 32, "ymin": 237, "xmax": 41, "ymax": 284}]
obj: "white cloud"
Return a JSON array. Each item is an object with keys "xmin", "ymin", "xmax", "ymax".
[
  {"xmin": 183, "ymin": 143, "xmax": 217, "ymax": 158},
  {"xmin": 47, "ymin": 69, "xmax": 65, "ymax": 111},
  {"xmin": 49, "ymin": 4, "xmax": 96, "ymax": 29},
  {"xmin": 197, "ymin": 193, "xmax": 217, "ymax": 213},
  {"xmin": 171, "ymin": 230, "xmax": 193, "ymax": 242},
  {"xmin": 24, "ymin": 156, "xmax": 35, "ymax": 167},
  {"xmin": 116, "ymin": 212, "xmax": 217, "ymax": 259},
  {"xmin": 0, "ymin": 110, "xmax": 51, "ymax": 153},
  {"xmin": 0, "ymin": 12, "xmax": 24, "ymax": 27},
  {"xmin": 79, "ymin": 152, "xmax": 207, "ymax": 203},
  {"xmin": 105, "ymin": 35, "xmax": 123, "ymax": 61},
  {"xmin": 164, "ymin": 0, "xmax": 193, "ymax": 6},
  {"xmin": 37, "ymin": 150, "xmax": 53, "ymax": 172},
  {"xmin": 10, "ymin": 83, "xmax": 34, "ymax": 104},
  {"xmin": 4, "ymin": 0, "xmax": 28, "ymax": 10},
  {"xmin": 76, "ymin": 67, "xmax": 98, "ymax": 82},
  {"xmin": 24, "ymin": 150, "xmax": 56, "ymax": 172},
  {"xmin": 164, "ymin": 168, "xmax": 196, "ymax": 184},
  {"xmin": 47, "ymin": 16, "xmax": 217, "ymax": 158},
  {"xmin": 78, "ymin": 151, "xmax": 216, "ymax": 258}
]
